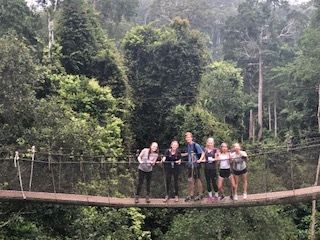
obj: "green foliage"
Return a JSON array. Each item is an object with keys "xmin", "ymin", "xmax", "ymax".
[
  {"xmin": 24, "ymin": 73, "xmax": 124, "ymax": 155},
  {"xmin": 93, "ymin": 0, "xmax": 139, "ymax": 41},
  {"xmin": 271, "ymin": 26, "xmax": 320, "ymax": 136},
  {"xmin": 0, "ymin": 0, "xmax": 41, "ymax": 46},
  {"xmin": 123, "ymin": 19, "xmax": 209, "ymax": 147},
  {"xmin": 0, "ymin": 34, "xmax": 38, "ymax": 145},
  {"xmin": 57, "ymin": 0, "xmax": 130, "ymax": 99},
  {"xmin": 198, "ymin": 61, "xmax": 247, "ymax": 135},
  {"xmin": 71, "ymin": 207, "xmax": 150, "ymax": 240},
  {"xmin": 164, "ymin": 207, "xmax": 298, "ymax": 240},
  {"xmin": 165, "ymin": 104, "xmax": 232, "ymax": 145}
]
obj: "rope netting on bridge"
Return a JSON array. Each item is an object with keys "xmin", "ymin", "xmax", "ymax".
[{"xmin": 0, "ymin": 140, "xmax": 319, "ymax": 203}]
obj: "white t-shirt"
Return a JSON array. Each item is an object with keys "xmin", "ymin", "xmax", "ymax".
[
  {"xmin": 219, "ymin": 153, "xmax": 231, "ymax": 169},
  {"xmin": 231, "ymin": 151, "xmax": 248, "ymax": 171}
]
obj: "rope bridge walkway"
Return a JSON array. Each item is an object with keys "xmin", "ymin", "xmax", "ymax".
[{"xmin": 0, "ymin": 141, "xmax": 319, "ymax": 208}]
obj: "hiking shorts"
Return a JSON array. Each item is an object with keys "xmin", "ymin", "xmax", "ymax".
[
  {"xmin": 233, "ymin": 168, "xmax": 247, "ymax": 176},
  {"xmin": 219, "ymin": 169, "xmax": 231, "ymax": 179}
]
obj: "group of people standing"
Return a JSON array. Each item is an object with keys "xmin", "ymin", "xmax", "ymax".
[{"xmin": 134, "ymin": 132, "xmax": 248, "ymax": 204}]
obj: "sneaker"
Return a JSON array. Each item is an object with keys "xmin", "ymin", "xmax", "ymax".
[
  {"xmin": 214, "ymin": 192, "xmax": 219, "ymax": 198},
  {"xmin": 175, "ymin": 196, "xmax": 179, "ymax": 202},
  {"xmin": 185, "ymin": 196, "xmax": 194, "ymax": 202},
  {"xmin": 146, "ymin": 196, "xmax": 150, "ymax": 203},
  {"xmin": 234, "ymin": 195, "xmax": 238, "ymax": 201},
  {"xmin": 243, "ymin": 193, "xmax": 247, "ymax": 199},
  {"xmin": 134, "ymin": 196, "xmax": 139, "ymax": 204},
  {"xmin": 219, "ymin": 194, "xmax": 225, "ymax": 201},
  {"xmin": 194, "ymin": 195, "xmax": 202, "ymax": 201},
  {"xmin": 163, "ymin": 196, "xmax": 169, "ymax": 203},
  {"xmin": 230, "ymin": 195, "xmax": 234, "ymax": 200}
]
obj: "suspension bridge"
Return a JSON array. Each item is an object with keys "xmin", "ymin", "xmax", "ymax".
[{"xmin": 0, "ymin": 141, "xmax": 319, "ymax": 208}]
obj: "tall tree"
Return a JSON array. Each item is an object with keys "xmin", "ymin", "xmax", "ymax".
[
  {"xmin": 56, "ymin": 0, "xmax": 130, "ymax": 99},
  {"xmin": 0, "ymin": 0, "xmax": 41, "ymax": 46},
  {"xmin": 198, "ymin": 61, "xmax": 247, "ymax": 138},
  {"xmin": 0, "ymin": 34, "xmax": 37, "ymax": 144},
  {"xmin": 123, "ymin": 18, "xmax": 209, "ymax": 147},
  {"xmin": 223, "ymin": 0, "xmax": 309, "ymax": 141}
]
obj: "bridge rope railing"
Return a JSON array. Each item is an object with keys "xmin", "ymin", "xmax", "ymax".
[{"xmin": 0, "ymin": 142, "xmax": 319, "ymax": 203}]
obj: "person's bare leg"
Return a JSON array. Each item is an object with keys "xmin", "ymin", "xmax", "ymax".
[
  {"xmin": 218, "ymin": 177, "xmax": 224, "ymax": 198},
  {"xmin": 243, "ymin": 173, "xmax": 248, "ymax": 198},
  {"xmin": 188, "ymin": 177, "xmax": 195, "ymax": 197},
  {"xmin": 229, "ymin": 176, "xmax": 236, "ymax": 197},
  {"xmin": 196, "ymin": 178, "xmax": 204, "ymax": 196},
  {"xmin": 234, "ymin": 175, "xmax": 239, "ymax": 196}
]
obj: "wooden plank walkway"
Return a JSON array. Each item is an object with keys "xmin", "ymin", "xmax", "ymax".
[{"xmin": 1, "ymin": 186, "xmax": 320, "ymax": 208}]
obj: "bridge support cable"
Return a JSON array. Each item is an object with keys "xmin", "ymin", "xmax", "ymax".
[
  {"xmin": 14, "ymin": 151, "xmax": 25, "ymax": 199},
  {"xmin": 310, "ymin": 83, "xmax": 320, "ymax": 240},
  {"xmin": 310, "ymin": 154, "xmax": 320, "ymax": 240},
  {"xmin": 58, "ymin": 148, "xmax": 62, "ymax": 192},
  {"xmin": 264, "ymin": 155, "xmax": 268, "ymax": 200},
  {"xmin": 28, "ymin": 146, "xmax": 36, "ymax": 191},
  {"xmin": 287, "ymin": 139, "xmax": 295, "ymax": 194}
]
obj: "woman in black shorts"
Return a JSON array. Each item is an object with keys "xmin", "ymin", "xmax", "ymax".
[
  {"xmin": 217, "ymin": 143, "xmax": 236, "ymax": 200},
  {"xmin": 231, "ymin": 143, "xmax": 248, "ymax": 200}
]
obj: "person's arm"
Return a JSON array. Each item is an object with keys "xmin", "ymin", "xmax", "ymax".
[
  {"xmin": 214, "ymin": 150, "xmax": 219, "ymax": 161},
  {"xmin": 137, "ymin": 149, "xmax": 145, "ymax": 163},
  {"xmin": 175, "ymin": 151, "xmax": 182, "ymax": 165},
  {"xmin": 241, "ymin": 151, "xmax": 248, "ymax": 161},
  {"xmin": 161, "ymin": 150, "xmax": 168, "ymax": 163},
  {"xmin": 197, "ymin": 151, "xmax": 205, "ymax": 163}
]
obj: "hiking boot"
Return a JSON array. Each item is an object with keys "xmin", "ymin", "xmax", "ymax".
[
  {"xmin": 146, "ymin": 196, "xmax": 150, "ymax": 203},
  {"xmin": 175, "ymin": 196, "xmax": 179, "ymax": 202},
  {"xmin": 134, "ymin": 196, "xmax": 139, "ymax": 204},
  {"xmin": 163, "ymin": 195, "xmax": 169, "ymax": 203},
  {"xmin": 185, "ymin": 196, "xmax": 194, "ymax": 202}
]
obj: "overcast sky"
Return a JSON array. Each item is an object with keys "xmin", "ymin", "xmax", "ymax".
[{"xmin": 25, "ymin": 0, "xmax": 311, "ymax": 8}]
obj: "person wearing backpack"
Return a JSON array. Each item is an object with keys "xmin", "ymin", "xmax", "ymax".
[
  {"xmin": 135, "ymin": 142, "xmax": 159, "ymax": 204},
  {"xmin": 183, "ymin": 132, "xmax": 205, "ymax": 202},
  {"xmin": 198, "ymin": 138, "xmax": 219, "ymax": 202},
  {"xmin": 162, "ymin": 140, "xmax": 182, "ymax": 202}
]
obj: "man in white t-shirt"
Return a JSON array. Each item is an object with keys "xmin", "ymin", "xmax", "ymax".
[{"xmin": 231, "ymin": 143, "xmax": 248, "ymax": 200}]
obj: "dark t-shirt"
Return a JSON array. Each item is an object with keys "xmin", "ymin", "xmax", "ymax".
[
  {"xmin": 204, "ymin": 148, "xmax": 218, "ymax": 170},
  {"xmin": 164, "ymin": 149, "xmax": 181, "ymax": 169}
]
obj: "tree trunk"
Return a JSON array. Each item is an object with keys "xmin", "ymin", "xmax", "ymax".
[
  {"xmin": 257, "ymin": 47, "xmax": 264, "ymax": 141},
  {"xmin": 310, "ymin": 84, "xmax": 320, "ymax": 240},
  {"xmin": 47, "ymin": 0, "xmax": 58, "ymax": 59},
  {"xmin": 249, "ymin": 109, "xmax": 253, "ymax": 141},
  {"xmin": 318, "ymin": 84, "xmax": 320, "ymax": 133},
  {"xmin": 48, "ymin": 12, "xmax": 53, "ymax": 58},
  {"xmin": 268, "ymin": 101, "xmax": 272, "ymax": 132},
  {"xmin": 274, "ymin": 94, "xmax": 278, "ymax": 138},
  {"xmin": 252, "ymin": 115, "xmax": 256, "ymax": 143}
]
